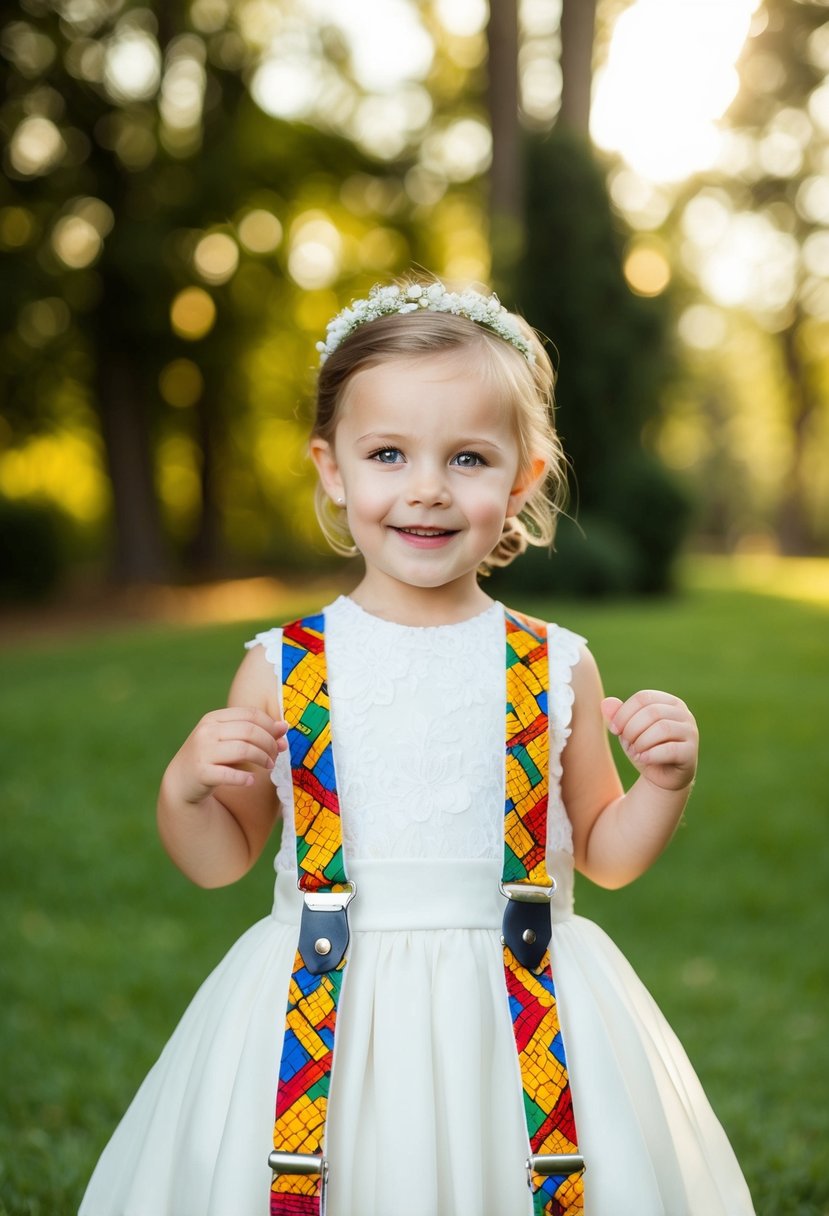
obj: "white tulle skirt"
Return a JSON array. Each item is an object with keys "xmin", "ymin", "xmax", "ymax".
[{"xmin": 79, "ymin": 856, "xmax": 755, "ymax": 1216}]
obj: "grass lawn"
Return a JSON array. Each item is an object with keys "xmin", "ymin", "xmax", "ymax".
[{"xmin": 1, "ymin": 558, "xmax": 827, "ymax": 1215}]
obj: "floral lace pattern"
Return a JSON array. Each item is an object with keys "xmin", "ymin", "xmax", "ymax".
[{"xmin": 246, "ymin": 597, "xmax": 585, "ymax": 872}]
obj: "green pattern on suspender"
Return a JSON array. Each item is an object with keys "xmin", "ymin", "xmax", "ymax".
[
  {"xmin": 269, "ymin": 608, "xmax": 583, "ymax": 1216},
  {"xmin": 504, "ymin": 610, "xmax": 584, "ymax": 1215},
  {"xmin": 270, "ymin": 614, "xmax": 345, "ymax": 1216}
]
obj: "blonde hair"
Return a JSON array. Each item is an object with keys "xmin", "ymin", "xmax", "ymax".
[{"xmin": 311, "ymin": 297, "xmax": 568, "ymax": 570}]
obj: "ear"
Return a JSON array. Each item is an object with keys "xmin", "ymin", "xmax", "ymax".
[
  {"xmin": 309, "ymin": 437, "xmax": 344, "ymax": 504},
  {"xmin": 507, "ymin": 457, "xmax": 547, "ymax": 516}
]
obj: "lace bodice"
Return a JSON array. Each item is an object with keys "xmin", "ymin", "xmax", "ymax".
[{"xmin": 247, "ymin": 596, "xmax": 585, "ymax": 872}]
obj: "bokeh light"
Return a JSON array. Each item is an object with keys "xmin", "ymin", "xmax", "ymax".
[
  {"xmin": 624, "ymin": 241, "xmax": 671, "ymax": 296},
  {"xmin": 435, "ymin": 0, "xmax": 486, "ymax": 37},
  {"xmin": 103, "ymin": 27, "xmax": 162, "ymax": 103},
  {"xmin": 2, "ymin": 21, "xmax": 57, "ymax": 76},
  {"xmin": 160, "ymin": 37, "xmax": 206, "ymax": 139},
  {"xmin": 421, "ymin": 118, "xmax": 492, "ymax": 182},
  {"xmin": 17, "ymin": 298, "xmax": 71, "ymax": 347},
  {"xmin": 0, "ymin": 431, "xmax": 109, "ymax": 523},
  {"xmin": 0, "ymin": 206, "xmax": 35, "ymax": 248},
  {"xmin": 8, "ymin": 116, "xmax": 66, "ymax": 176},
  {"xmin": 592, "ymin": 0, "xmax": 758, "ymax": 183},
  {"xmin": 237, "ymin": 209, "xmax": 283, "ymax": 254},
  {"xmin": 170, "ymin": 287, "xmax": 217, "ymax": 339},
  {"xmin": 193, "ymin": 232, "xmax": 239, "ymax": 284},
  {"xmin": 52, "ymin": 216, "xmax": 102, "ymax": 269},
  {"xmin": 159, "ymin": 359, "xmax": 204, "ymax": 408},
  {"xmin": 287, "ymin": 213, "xmax": 343, "ymax": 289}
]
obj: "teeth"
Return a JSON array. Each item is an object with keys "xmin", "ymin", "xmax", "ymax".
[{"xmin": 400, "ymin": 527, "xmax": 448, "ymax": 535}]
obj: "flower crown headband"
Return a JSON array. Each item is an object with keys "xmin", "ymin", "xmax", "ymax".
[{"xmin": 316, "ymin": 282, "xmax": 536, "ymax": 365}]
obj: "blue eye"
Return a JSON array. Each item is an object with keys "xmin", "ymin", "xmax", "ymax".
[
  {"xmin": 453, "ymin": 451, "xmax": 487, "ymax": 468},
  {"xmin": 370, "ymin": 447, "xmax": 403, "ymax": 464}
]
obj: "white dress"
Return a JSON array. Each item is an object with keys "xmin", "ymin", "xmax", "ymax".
[{"xmin": 79, "ymin": 596, "xmax": 755, "ymax": 1216}]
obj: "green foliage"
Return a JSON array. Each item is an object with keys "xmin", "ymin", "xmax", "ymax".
[
  {"xmin": 490, "ymin": 514, "xmax": 638, "ymax": 599},
  {"xmin": 669, "ymin": 0, "xmax": 829, "ymax": 555},
  {"xmin": 0, "ymin": 3, "xmax": 425, "ymax": 581},
  {"xmin": 493, "ymin": 451, "xmax": 694, "ymax": 601},
  {"xmin": 513, "ymin": 127, "xmax": 692, "ymax": 594},
  {"xmin": 0, "ymin": 496, "xmax": 66, "ymax": 601},
  {"xmin": 591, "ymin": 448, "xmax": 695, "ymax": 592},
  {"xmin": 0, "ymin": 563, "xmax": 827, "ymax": 1213}
]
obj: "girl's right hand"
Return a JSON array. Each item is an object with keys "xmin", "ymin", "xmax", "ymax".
[{"xmin": 169, "ymin": 707, "xmax": 288, "ymax": 805}]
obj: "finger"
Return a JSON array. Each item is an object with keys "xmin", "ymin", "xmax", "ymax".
[
  {"xmin": 219, "ymin": 719, "xmax": 284, "ymax": 757},
  {"xmin": 204, "ymin": 765, "xmax": 256, "ymax": 788},
  {"xmin": 212, "ymin": 740, "xmax": 278, "ymax": 771},
  {"xmin": 610, "ymin": 691, "xmax": 686, "ymax": 738},
  {"xmin": 601, "ymin": 696, "xmax": 624, "ymax": 733},
  {"xmin": 638, "ymin": 740, "xmax": 691, "ymax": 762},
  {"xmin": 634, "ymin": 741, "xmax": 696, "ymax": 772},
  {"xmin": 627, "ymin": 721, "xmax": 693, "ymax": 761},
  {"xmin": 206, "ymin": 707, "xmax": 287, "ymax": 735},
  {"xmin": 620, "ymin": 705, "xmax": 690, "ymax": 750}
]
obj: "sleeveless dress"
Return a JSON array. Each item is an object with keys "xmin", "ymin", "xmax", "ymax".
[{"xmin": 79, "ymin": 596, "xmax": 755, "ymax": 1216}]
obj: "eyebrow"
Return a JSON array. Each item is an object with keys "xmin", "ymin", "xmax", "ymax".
[
  {"xmin": 355, "ymin": 433, "xmax": 503, "ymax": 450},
  {"xmin": 355, "ymin": 433, "xmax": 409, "ymax": 444}
]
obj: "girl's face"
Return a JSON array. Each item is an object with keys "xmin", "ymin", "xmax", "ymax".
[{"xmin": 310, "ymin": 352, "xmax": 544, "ymax": 618}]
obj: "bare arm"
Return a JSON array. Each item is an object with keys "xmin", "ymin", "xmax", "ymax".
[
  {"xmin": 156, "ymin": 645, "xmax": 288, "ymax": 889},
  {"xmin": 563, "ymin": 646, "xmax": 698, "ymax": 889}
]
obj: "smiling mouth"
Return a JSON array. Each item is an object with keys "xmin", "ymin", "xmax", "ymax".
[{"xmin": 393, "ymin": 526, "xmax": 458, "ymax": 537}]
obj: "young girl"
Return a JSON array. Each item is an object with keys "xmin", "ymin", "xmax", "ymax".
[{"xmin": 80, "ymin": 278, "xmax": 755, "ymax": 1216}]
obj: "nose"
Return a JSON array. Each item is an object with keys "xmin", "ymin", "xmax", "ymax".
[{"xmin": 406, "ymin": 460, "xmax": 450, "ymax": 507}]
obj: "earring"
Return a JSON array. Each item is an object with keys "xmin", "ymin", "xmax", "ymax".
[{"xmin": 336, "ymin": 496, "xmax": 345, "ymax": 507}]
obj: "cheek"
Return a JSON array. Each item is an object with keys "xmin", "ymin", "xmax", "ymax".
[
  {"xmin": 344, "ymin": 475, "xmax": 393, "ymax": 517},
  {"xmin": 463, "ymin": 481, "xmax": 514, "ymax": 528}
]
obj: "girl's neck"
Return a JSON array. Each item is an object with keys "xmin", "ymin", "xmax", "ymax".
[{"xmin": 348, "ymin": 573, "xmax": 495, "ymax": 627}]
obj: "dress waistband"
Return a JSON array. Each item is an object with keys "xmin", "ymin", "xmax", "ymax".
[{"xmin": 271, "ymin": 856, "xmax": 575, "ymax": 932}]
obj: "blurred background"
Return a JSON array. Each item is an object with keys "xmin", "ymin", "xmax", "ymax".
[
  {"xmin": 2, "ymin": 5, "xmax": 829, "ymax": 1214},
  {"xmin": 1, "ymin": 0, "xmax": 827, "ymax": 613}
]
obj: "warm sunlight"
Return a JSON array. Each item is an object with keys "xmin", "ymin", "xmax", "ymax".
[{"xmin": 591, "ymin": 0, "xmax": 760, "ymax": 183}]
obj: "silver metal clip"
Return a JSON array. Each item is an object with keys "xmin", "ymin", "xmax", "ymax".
[
  {"xmin": 500, "ymin": 880, "xmax": 556, "ymax": 903},
  {"xmin": 527, "ymin": 1153, "xmax": 585, "ymax": 1183},
  {"xmin": 301, "ymin": 880, "xmax": 357, "ymax": 912},
  {"xmin": 269, "ymin": 1151, "xmax": 329, "ymax": 1214}
]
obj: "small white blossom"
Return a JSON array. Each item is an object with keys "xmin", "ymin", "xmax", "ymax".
[{"xmin": 316, "ymin": 281, "xmax": 535, "ymax": 366}]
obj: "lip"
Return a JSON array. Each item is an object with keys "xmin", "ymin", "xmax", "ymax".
[{"xmin": 391, "ymin": 526, "xmax": 459, "ymax": 549}]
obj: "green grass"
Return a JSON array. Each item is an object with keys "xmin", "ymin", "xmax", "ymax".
[{"xmin": 1, "ymin": 565, "xmax": 827, "ymax": 1215}]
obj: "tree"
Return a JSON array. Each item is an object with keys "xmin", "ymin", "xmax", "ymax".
[
  {"xmin": 718, "ymin": 0, "xmax": 828, "ymax": 552},
  {"xmin": 0, "ymin": 2, "xmax": 417, "ymax": 582},
  {"xmin": 659, "ymin": 0, "xmax": 829, "ymax": 553},
  {"xmin": 559, "ymin": 0, "xmax": 598, "ymax": 133},
  {"xmin": 486, "ymin": 0, "xmax": 522, "ymax": 285},
  {"xmin": 511, "ymin": 127, "xmax": 689, "ymax": 594},
  {"xmin": 483, "ymin": 0, "xmax": 690, "ymax": 593}
]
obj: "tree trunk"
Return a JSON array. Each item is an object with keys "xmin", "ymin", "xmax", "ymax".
[
  {"xmin": 560, "ymin": 0, "xmax": 598, "ymax": 133},
  {"xmin": 97, "ymin": 346, "xmax": 170, "ymax": 583},
  {"xmin": 486, "ymin": 0, "xmax": 523, "ymax": 288},
  {"xmin": 187, "ymin": 385, "xmax": 224, "ymax": 575},
  {"xmin": 777, "ymin": 316, "xmax": 818, "ymax": 554}
]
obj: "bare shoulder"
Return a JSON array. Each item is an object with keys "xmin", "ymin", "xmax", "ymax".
[
  {"xmin": 229, "ymin": 638, "xmax": 281, "ymax": 716},
  {"xmin": 569, "ymin": 639, "xmax": 604, "ymax": 707}
]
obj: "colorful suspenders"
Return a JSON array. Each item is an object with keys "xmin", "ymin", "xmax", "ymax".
[
  {"xmin": 269, "ymin": 609, "xmax": 584, "ymax": 1216},
  {"xmin": 502, "ymin": 613, "xmax": 585, "ymax": 1215}
]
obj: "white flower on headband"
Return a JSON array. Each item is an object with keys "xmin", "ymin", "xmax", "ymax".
[{"xmin": 316, "ymin": 282, "xmax": 536, "ymax": 365}]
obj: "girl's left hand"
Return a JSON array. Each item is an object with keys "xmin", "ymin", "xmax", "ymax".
[{"xmin": 601, "ymin": 691, "xmax": 698, "ymax": 792}]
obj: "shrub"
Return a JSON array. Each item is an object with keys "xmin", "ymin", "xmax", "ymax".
[
  {"xmin": 593, "ymin": 450, "xmax": 694, "ymax": 593},
  {"xmin": 0, "ymin": 497, "xmax": 66, "ymax": 601},
  {"xmin": 490, "ymin": 514, "xmax": 638, "ymax": 599}
]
